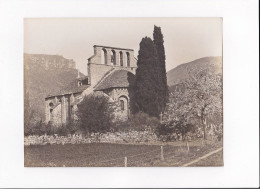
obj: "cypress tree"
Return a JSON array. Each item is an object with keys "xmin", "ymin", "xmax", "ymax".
[
  {"xmin": 153, "ymin": 25, "xmax": 169, "ymax": 112},
  {"xmin": 135, "ymin": 37, "xmax": 161, "ymax": 117}
]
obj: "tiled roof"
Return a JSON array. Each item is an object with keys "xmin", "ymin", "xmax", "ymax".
[
  {"xmin": 94, "ymin": 70, "xmax": 135, "ymax": 91},
  {"xmin": 46, "ymin": 77, "xmax": 90, "ymax": 98}
]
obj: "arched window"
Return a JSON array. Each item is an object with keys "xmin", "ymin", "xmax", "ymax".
[
  {"xmin": 101, "ymin": 48, "xmax": 107, "ymax": 64},
  {"xmin": 78, "ymin": 80, "xmax": 82, "ymax": 87},
  {"xmin": 119, "ymin": 96, "xmax": 128, "ymax": 111},
  {"xmin": 119, "ymin": 51, "xmax": 123, "ymax": 66},
  {"xmin": 49, "ymin": 103, "xmax": 54, "ymax": 107},
  {"xmin": 126, "ymin": 52, "xmax": 130, "ymax": 67},
  {"xmin": 120, "ymin": 100, "xmax": 124, "ymax": 111},
  {"xmin": 111, "ymin": 50, "xmax": 116, "ymax": 65}
]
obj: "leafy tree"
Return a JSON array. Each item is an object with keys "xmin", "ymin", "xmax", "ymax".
[
  {"xmin": 164, "ymin": 71, "xmax": 222, "ymax": 140},
  {"xmin": 135, "ymin": 37, "xmax": 161, "ymax": 117},
  {"xmin": 153, "ymin": 25, "xmax": 169, "ymax": 112},
  {"xmin": 76, "ymin": 93, "xmax": 115, "ymax": 141}
]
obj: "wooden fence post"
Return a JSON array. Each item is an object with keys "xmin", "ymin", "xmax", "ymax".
[
  {"xmin": 161, "ymin": 146, "xmax": 164, "ymax": 161},
  {"xmin": 186, "ymin": 141, "xmax": 189, "ymax": 152},
  {"xmin": 124, "ymin": 156, "xmax": 127, "ymax": 167},
  {"xmin": 160, "ymin": 112, "xmax": 163, "ymax": 123}
]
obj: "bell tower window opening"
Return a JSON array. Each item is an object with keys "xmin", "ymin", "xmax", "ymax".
[
  {"xmin": 102, "ymin": 48, "xmax": 107, "ymax": 64},
  {"xmin": 111, "ymin": 50, "xmax": 116, "ymax": 65},
  {"xmin": 119, "ymin": 51, "xmax": 123, "ymax": 66},
  {"xmin": 126, "ymin": 52, "xmax": 130, "ymax": 67}
]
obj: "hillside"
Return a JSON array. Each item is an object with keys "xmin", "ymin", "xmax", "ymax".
[
  {"xmin": 167, "ymin": 56, "xmax": 222, "ymax": 87},
  {"xmin": 24, "ymin": 53, "xmax": 84, "ymax": 121}
]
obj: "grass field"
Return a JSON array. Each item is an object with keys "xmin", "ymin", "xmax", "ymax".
[
  {"xmin": 189, "ymin": 150, "xmax": 223, "ymax": 166},
  {"xmin": 24, "ymin": 140, "xmax": 223, "ymax": 167}
]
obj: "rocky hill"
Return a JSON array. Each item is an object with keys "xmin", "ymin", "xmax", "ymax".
[
  {"xmin": 24, "ymin": 54, "xmax": 83, "ymax": 121},
  {"xmin": 167, "ymin": 56, "xmax": 222, "ymax": 87}
]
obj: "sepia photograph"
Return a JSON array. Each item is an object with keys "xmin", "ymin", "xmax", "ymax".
[{"xmin": 24, "ymin": 18, "xmax": 223, "ymax": 167}]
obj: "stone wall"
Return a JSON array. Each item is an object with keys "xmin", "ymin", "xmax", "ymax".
[
  {"xmin": 51, "ymin": 103, "xmax": 62, "ymax": 126},
  {"xmin": 24, "ymin": 131, "xmax": 159, "ymax": 146},
  {"xmin": 109, "ymin": 88, "xmax": 130, "ymax": 121},
  {"xmin": 88, "ymin": 63, "xmax": 114, "ymax": 87}
]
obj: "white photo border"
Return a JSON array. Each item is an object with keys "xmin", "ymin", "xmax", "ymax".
[{"xmin": 0, "ymin": 0, "xmax": 259, "ymax": 188}]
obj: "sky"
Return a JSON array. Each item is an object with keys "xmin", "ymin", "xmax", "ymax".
[{"xmin": 24, "ymin": 18, "xmax": 222, "ymax": 75}]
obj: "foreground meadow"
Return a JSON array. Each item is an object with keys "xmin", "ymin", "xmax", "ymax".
[{"xmin": 24, "ymin": 139, "xmax": 222, "ymax": 167}]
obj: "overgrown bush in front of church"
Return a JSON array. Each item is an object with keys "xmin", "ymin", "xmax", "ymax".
[
  {"xmin": 112, "ymin": 112, "xmax": 160, "ymax": 133},
  {"xmin": 76, "ymin": 94, "xmax": 115, "ymax": 141}
]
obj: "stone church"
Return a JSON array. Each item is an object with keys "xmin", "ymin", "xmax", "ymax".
[{"xmin": 45, "ymin": 45, "xmax": 137, "ymax": 126}]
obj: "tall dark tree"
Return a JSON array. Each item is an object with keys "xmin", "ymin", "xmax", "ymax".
[
  {"xmin": 153, "ymin": 25, "xmax": 169, "ymax": 112},
  {"xmin": 134, "ymin": 37, "xmax": 161, "ymax": 117}
]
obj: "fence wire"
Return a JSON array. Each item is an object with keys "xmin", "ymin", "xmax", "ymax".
[{"xmin": 85, "ymin": 145, "xmax": 188, "ymax": 167}]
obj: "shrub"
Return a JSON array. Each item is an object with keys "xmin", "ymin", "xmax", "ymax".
[
  {"xmin": 155, "ymin": 121, "xmax": 175, "ymax": 141},
  {"xmin": 156, "ymin": 119, "xmax": 196, "ymax": 142},
  {"xmin": 30, "ymin": 119, "xmax": 45, "ymax": 135},
  {"xmin": 56, "ymin": 125, "xmax": 70, "ymax": 136},
  {"xmin": 156, "ymin": 121, "xmax": 174, "ymax": 136},
  {"xmin": 65, "ymin": 121, "xmax": 80, "ymax": 135},
  {"xmin": 113, "ymin": 112, "xmax": 160, "ymax": 132},
  {"xmin": 77, "ymin": 94, "xmax": 115, "ymax": 137},
  {"xmin": 174, "ymin": 121, "xmax": 196, "ymax": 140},
  {"xmin": 26, "ymin": 119, "xmax": 74, "ymax": 136}
]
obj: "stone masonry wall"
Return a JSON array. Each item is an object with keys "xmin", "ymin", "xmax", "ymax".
[{"xmin": 24, "ymin": 130, "xmax": 159, "ymax": 146}]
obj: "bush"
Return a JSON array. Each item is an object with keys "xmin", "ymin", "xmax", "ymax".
[
  {"xmin": 113, "ymin": 112, "xmax": 160, "ymax": 132},
  {"xmin": 155, "ymin": 121, "xmax": 176, "ymax": 141},
  {"xmin": 77, "ymin": 94, "xmax": 115, "ymax": 136},
  {"xmin": 156, "ymin": 119, "xmax": 196, "ymax": 142},
  {"xmin": 56, "ymin": 125, "xmax": 71, "ymax": 136},
  {"xmin": 26, "ymin": 119, "xmax": 76, "ymax": 136},
  {"xmin": 29, "ymin": 119, "xmax": 45, "ymax": 135}
]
